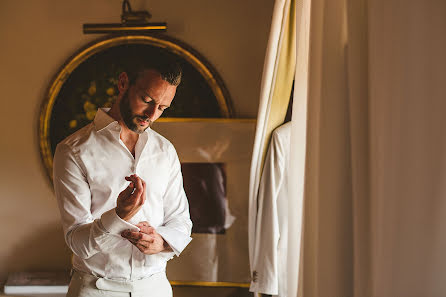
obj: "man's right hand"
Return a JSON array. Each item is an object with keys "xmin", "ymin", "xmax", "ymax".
[{"xmin": 116, "ymin": 174, "xmax": 146, "ymax": 221}]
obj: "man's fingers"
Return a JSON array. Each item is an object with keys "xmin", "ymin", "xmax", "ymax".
[
  {"xmin": 121, "ymin": 230, "xmax": 142, "ymax": 240},
  {"xmin": 123, "ymin": 233, "xmax": 157, "ymax": 255},
  {"xmin": 121, "ymin": 230, "xmax": 154, "ymax": 242},
  {"xmin": 137, "ymin": 221, "xmax": 150, "ymax": 227},
  {"xmin": 138, "ymin": 225, "xmax": 155, "ymax": 235},
  {"xmin": 119, "ymin": 180, "xmax": 134, "ymax": 197},
  {"xmin": 128, "ymin": 175, "xmax": 144, "ymax": 195},
  {"xmin": 122, "ymin": 232, "xmax": 155, "ymax": 252},
  {"xmin": 125, "ymin": 175, "xmax": 145, "ymax": 206},
  {"xmin": 126, "ymin": 175, "xmax": 141, "ymax": 187},
  {"xmin": 117, "ymin": 175, "xmax": 146, "ymax": 221},
  {"xmin": 124, "ymin": 177, "xmax": 135, "ymax": 190},
  {"xmin": 136, "ymin": 243, "xmax": 146, "ymax": 253}
]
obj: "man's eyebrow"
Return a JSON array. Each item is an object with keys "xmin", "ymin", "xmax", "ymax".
[{"xmin": 141, "ymin": 91, "xmax": 154, "ymax": 101}]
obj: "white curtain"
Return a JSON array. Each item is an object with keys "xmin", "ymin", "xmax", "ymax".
[
  {"xmin": 286, "ymin": 0, "xmax": 446, "ymax": 297},
  {"xmin": 287, "ymin": 0, "xmax": 310, "ymax": 296},
  {"xmin": 288, "ymin": 0, "xmax": 369, "ymax": 295}
]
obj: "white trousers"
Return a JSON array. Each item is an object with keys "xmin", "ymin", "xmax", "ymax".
[{"xmin": 67, "ymin": 270, "xmax": 173, "ymax": 297}]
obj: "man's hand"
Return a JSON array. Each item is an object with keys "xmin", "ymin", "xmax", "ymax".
[
  {"xmin": 116, "ymin": 174, "xmax": 146, "ymax": 221},
  {"xmin": 121, "ymin": 221, "xmax": 172, "ymax": 255}
]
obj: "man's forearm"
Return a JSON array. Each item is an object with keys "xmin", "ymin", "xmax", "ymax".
[{"xmin": 68, "ymin": 218, "xmax": 124, "ymax": 260}]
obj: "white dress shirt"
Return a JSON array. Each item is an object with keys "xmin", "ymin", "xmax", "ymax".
[
  {"xmin": 250, "ymin": 122, "xmax": 291, "ymax": 297},
  {"xmin": 53, "ymin": 108, "xmax": 192, "ymax": 281}
]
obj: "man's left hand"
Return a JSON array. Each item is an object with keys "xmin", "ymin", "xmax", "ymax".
[{"xmin": 121, "ymin": 221, "xmax": 169, "ymax": 255}]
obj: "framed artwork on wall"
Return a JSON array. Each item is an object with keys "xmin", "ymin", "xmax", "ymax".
[{"xmin": 39, "ymin": 34, "xmax": 233, "ymax": 181}]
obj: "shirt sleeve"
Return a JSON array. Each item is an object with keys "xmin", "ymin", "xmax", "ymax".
[
  {"xmin": 249, "ymin": 131, "xmax": 285, "ymax": 295},
  {"xmin": 53, "ymin": 143, "xmax": 137, "ymax": 260},
  {"xmin": 156, "ymin": 145, "xmax": 193, "ymax": 256}
]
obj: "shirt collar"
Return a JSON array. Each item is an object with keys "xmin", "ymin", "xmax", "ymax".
[
  {"xmin": 93, "ymin": 108, "xmax": 117, "ymax": 132},
  {"xmin": 93, "ymin": 108, "xmax": 151, "ymax": 134}
]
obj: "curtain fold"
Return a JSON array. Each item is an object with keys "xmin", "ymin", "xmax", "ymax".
[
  {"xmin": 287, "ymin": 0, "xmax": 371, "ymax": 296},
  {"xmin": 286, "ymin": 0, "xmax": 310, "ymax": 296},
  {"xmin": 289, "ymin": 0, "xmax": 446, "ymax": 296},
  {"xmin": 346, "ymin": 0, "xmax": 371, "ymax": 295}
]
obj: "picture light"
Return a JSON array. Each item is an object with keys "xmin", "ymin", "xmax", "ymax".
[{"xmin": 83, "ymin": 0, "xmax": 167, "ymax": 34}]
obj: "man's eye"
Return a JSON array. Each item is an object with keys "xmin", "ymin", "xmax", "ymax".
[{"xmin": 141, "ymin": 96, "xmax": 151, "ymax": 103}]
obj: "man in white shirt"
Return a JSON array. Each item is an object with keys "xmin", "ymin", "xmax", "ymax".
[{"xmin": 53, "ymin": 54, "xmax": 192, "ymax": 297}]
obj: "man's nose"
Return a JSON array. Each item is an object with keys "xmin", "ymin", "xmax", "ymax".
[{"xmin": 144, "ymin": 104, "xmax": 157, "ymax": 120}]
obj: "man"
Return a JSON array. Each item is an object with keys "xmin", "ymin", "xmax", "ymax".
[{"xmin": 53, "ymin": 54, "xmax": 192, "ymax": 297}]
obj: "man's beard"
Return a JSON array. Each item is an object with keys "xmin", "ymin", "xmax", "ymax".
[{"xmin": 119, "ymin": 89, "xmax": 152, "ymax": 134}]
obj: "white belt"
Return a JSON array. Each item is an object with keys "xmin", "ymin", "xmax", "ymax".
[{"xmin": 74, "ymin": 270, "xmax": 166, "ymax": 293}]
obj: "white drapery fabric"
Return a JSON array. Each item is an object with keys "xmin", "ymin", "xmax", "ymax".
[
  {"xmin": 287, "ymin": 0, "xmax": 309, "ymax": 296},
  {"xmin": 252, "ymin": 0, "xmax": 446, "ymax": 296},
  {"xmin": 287, "ymin": 0, "xmax": 446, "ymax": 296},
  {"xmin": 288, "ymin": 0, "xmax": 370, "ymax": 296}
]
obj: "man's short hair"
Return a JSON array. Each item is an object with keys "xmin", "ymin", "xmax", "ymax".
[{"xmin": 125, "ymin": 50, "xmax": 182, "ymax": 86}]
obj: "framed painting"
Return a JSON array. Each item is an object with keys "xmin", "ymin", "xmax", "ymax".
[{"xmin": 39, "ymin": 34, "xmax": 233, "ymax": 181}]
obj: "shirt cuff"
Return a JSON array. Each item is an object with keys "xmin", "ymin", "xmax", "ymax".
[
  {"xmin": 156, "ymin": 226, "xmax": 192, "ymax": 256},
  {"xmin": 157, "ymin": 250, "xmax": 176, "ymax": 261},
  {"xmin": 100, "ymin": 208, "xmax": 140, "ymax": 235}
]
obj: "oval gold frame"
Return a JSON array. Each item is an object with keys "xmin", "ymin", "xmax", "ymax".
[{"xmin": 39, "ymin": 34, "xmax": 234, "ymax": 182}]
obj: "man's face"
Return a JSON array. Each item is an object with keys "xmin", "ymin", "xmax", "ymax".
[{"xmin": 119, "ymin": 69, "xmax": 177, "ymax": 134}]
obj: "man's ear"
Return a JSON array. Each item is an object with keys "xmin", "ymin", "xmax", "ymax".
[{"xmin": 118, "ymin": 72, "xmax": 130, "ymax": 93}]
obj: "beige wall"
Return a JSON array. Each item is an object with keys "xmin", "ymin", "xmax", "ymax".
[{"xmin": 0, "ymin": 0, "xmax": 273, "ymax": 293}]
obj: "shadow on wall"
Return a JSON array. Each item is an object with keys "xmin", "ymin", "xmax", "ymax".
[{"xmin": 3, "ymin": 223, "xmax": 72, "ymax": 284}]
